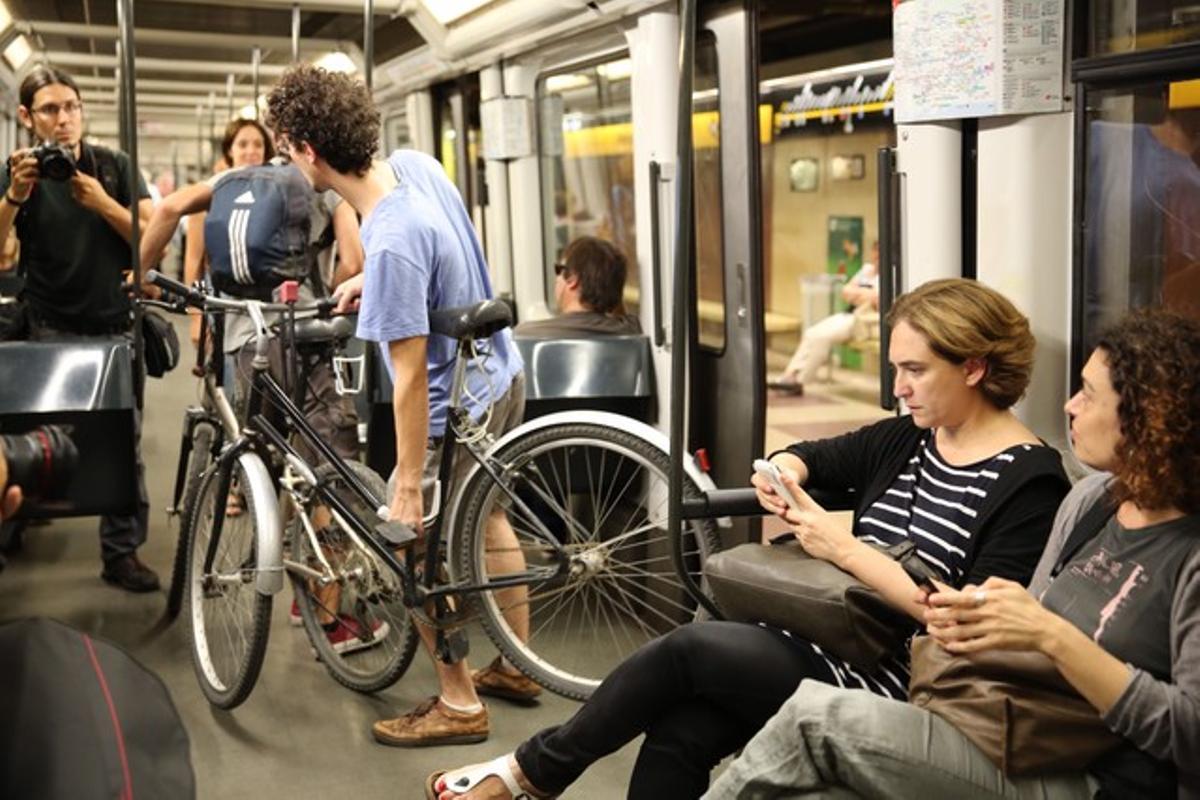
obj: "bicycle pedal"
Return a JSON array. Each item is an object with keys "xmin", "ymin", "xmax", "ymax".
[{"xmin": 375, "ymin": 521, "xmax": 417, "ymax": 546}]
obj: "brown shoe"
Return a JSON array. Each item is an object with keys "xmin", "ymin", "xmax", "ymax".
[
  {"xmin": 472, "ymin": 657, "xmax": 542, "ymax": 704},
  {"xmin": 372, "ymin": 697, "xmax": 488, "ymax": 748}
]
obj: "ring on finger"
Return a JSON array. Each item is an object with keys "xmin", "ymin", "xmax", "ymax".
[{"xmin": 973, "ymin": 589, "xmax": 987, "ymax": 607}]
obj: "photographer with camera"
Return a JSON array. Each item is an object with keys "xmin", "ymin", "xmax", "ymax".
[{"xmin": 0, "ymin": 66, "xmax": 158, "ymax": 592}]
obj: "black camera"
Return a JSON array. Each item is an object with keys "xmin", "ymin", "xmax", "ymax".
[
  {"xmin": 32, "ymin": 141, "xmax": 77, "ymax": 181},
  {"xmin": 2, "ymin": 425, "xmax": 78, "ymax": 500}
]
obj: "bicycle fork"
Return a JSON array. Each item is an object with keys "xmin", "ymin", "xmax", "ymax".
[{"xmin": 201, "ymin": 441, "xmax": 284, "ymax": 598}]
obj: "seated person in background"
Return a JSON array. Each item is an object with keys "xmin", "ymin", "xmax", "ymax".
[
  {"xmin": 426, "ymin": 278, "xmax": 1069, "ymax": 800},
  {"xmin": 514, "ymin": 235, "xmax": 641, "ymax": 337},
  {"xmin": 770, "ymin": 240, "xmax": 880, "ymax": 396},
  {"xmin": 705, "ymin": 308, "xmax": 1200, "ymax": 800}
]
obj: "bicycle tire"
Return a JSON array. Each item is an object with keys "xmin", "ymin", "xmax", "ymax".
[
  {"xmin": 290, "ymin": 461, "xmax": 419, "ymax": 694},
  {"xmin": 186, "ymin": 458, "xmax": 273, "ymax": 709},
  {"xmin": 167, "ymin": 418, "xmax": 217, "ymax": 620},
  {"xmin": 453, "ymin": 422, "xmax": 721, "ymax": 701}
]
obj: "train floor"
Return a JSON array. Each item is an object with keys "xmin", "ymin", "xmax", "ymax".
[{"xmin": 0, "ymin": 322, "xmax": 888, "ymax": 799}]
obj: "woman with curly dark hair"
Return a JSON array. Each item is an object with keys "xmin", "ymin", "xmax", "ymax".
[{"xmin": 707, "ymin": 308, "xmax": 1200, "ymax": 800}]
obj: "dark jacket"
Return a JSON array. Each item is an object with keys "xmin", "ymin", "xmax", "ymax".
[{"xmin": 778, "ymin": 415, "xmax": 1070, "ymax": 587}]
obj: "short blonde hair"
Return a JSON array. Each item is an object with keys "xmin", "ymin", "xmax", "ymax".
[{"xmin": 886, "ymin": 279, "xmax": 1035, "ymax": 410}]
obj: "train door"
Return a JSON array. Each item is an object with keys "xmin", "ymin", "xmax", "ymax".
[
  {"xmin": 433, "ymin": 75, "xmax": 487, "ymax": 246},
  {"xmin": 754, "ymin": 4, "xmax": 897, "ymax": 438},
  {"xmin": 690, "ymin": 1, "xmax": 765, "ymax": 544}
]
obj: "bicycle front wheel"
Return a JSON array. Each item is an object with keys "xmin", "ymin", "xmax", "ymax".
[
  {"xmin": 168, "ymin": 417, "xmax": 217, "ymax": 620},
  {"xmin": 290, "ymin": 461, "xmax": 419, "ymax": 694},
  {"xmin": 186, "ymin": 458, "xmax": 273, "ymax": 709},
  {"xmin": 454, "ymin": 422, "xmax": 721, "ymax": 700}
]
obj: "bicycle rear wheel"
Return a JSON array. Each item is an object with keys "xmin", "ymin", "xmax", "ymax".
[
  {"xmin": 290, "ymin": 461, "xmax": 419, "ymax": 693},
  {"xmin": 186, "ymin": 459, "xmax": 272, "ymax": 709},
  {"xmin": 453, "ymin": 422, "xmax": 721, "ymax": 700}
]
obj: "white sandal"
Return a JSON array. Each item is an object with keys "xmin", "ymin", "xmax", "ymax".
[{"xmin": 426, "ymin": 755, "xmax": 548, "ymax": 800}]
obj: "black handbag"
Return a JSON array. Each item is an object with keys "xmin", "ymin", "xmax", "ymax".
[
  {"xmin": 141, "ymin": 309, "xmax": 180, "ymax": 378},
  {"xmin": 704, "ymin": 537, "xmax": 935, "ymax": 671}
]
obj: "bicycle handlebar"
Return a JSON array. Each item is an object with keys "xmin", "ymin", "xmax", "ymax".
[{"xmin": 145, "ymin": 270, "xmax": 337, "ymax": 318}]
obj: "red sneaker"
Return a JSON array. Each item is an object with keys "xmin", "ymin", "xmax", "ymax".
[{"xmin": 326, "ymin": 615, "xmax": 389, "ymax": 655}]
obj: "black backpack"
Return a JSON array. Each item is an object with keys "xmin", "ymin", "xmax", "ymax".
[
  {"xmin": 204, "ymin": 164, "xmax": 316, "ymax": 299},
  {"xmin": 0, "ymin": 617, "xmax": 195, "ymax": 798}
]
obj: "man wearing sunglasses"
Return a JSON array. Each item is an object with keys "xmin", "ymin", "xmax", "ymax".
[
  {"xmin": 515, "ymin": 235, "xmax": 641, "ymax": 338},
  {"xmin": 0, "ymin": 66, "xmax": 158, "ymax": 593}
]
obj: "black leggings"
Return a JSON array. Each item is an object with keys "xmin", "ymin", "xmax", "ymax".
[{"xmin": 514, "ymin": 621, "xmax": 834, "ymax": 800}]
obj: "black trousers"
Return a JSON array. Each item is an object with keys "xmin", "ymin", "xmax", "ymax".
[{"xmin": 515, "ymin": 621, "xmax": 833, "ymax": 800}]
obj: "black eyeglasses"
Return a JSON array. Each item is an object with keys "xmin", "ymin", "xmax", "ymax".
[{"xmin": 553, "ymin": 262, "xmax": 568, "ymax": 277}]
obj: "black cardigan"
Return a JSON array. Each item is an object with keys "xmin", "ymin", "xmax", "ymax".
[{"xmin": 779, "ymin": 416, "xmax": 1070, "ymax": 588}]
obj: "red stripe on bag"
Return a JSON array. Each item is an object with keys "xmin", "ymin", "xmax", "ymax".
[{"xmin": 83, "ymin": 634, "xmax": 134, "ymax": 800}]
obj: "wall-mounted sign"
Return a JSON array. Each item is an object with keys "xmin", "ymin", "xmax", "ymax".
[
  {"xmin": 789, "ymin": 158, "xmax": 819, "ymax": 192},
  {"xmin": 481, "ymin": 96, "xmax": 534, "ymax": 161},
  {"xmin": 776, "ymin": 72, "xmax": 894, "ymax": 131},
  {"xmin": 894, "ymin": 0, "xmax": 1064, "ymax": 123}
]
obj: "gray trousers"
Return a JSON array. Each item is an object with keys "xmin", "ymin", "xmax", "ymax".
[{"xmin": 703, "ymin": 680, "xmax": 1097, "ymax": 800}]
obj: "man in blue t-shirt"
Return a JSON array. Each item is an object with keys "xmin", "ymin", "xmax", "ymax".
[{"xmin": 267, "ymin": 64, "xmax": 536, "ymax": 746}]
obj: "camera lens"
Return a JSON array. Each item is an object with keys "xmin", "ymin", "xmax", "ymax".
[{"xmin": 1, "ymin": 426, "xmax": 78, "ymax": 500}]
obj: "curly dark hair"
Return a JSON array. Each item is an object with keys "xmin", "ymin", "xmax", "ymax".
[
  {"xmin": 1097, "ymin": 308, "xmax": 1200, "ymax": 514},
  {"xmin": 266, "ymin": 64, "xmax": 378, "ymax": 176}
]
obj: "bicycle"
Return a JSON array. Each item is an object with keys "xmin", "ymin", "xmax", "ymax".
[{"xmin": 148, "ymin": 270, "xmax": 724, "ymax": 707}]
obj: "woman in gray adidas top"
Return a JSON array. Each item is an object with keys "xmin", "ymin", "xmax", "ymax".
[{"xmin": 708, "ymin": 308, "xmax": 1200, "ymax": 800}]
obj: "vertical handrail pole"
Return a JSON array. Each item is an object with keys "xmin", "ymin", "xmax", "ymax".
[
  {"xmin": 116, "ymin": 0, "xmax": 144, "ymax": 404},
  {"xmin": 363, "ymin": 0, "xmax": 375, "ymax": 91},
  {"xmin": 252, "ymin": 47, "xmax": 261, "ymax": 118},
  {"xmin": 667, "ymin": 0, "xmax": 719, "ymax": 617},
  {"xmin": 291, "ymin": 4, "xmax": 301, "ymax": 63}
]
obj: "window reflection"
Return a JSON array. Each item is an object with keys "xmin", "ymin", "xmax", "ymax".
[
  {"xmin": 538, "ymin": 58, "xmax": 638, "ymax": 313},
  {"xmin": 694, "ymin": 36, "xmax": 725, "ymax": 351},
  {"xmin": 1082, "ymin": 79, "xmax": 1200, "ymax": 351},
  {"xmin": 1090, "ymin": 1, "xmax": 1200, "ymax": 55}
]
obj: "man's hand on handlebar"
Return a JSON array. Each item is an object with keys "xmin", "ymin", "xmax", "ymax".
[{"xmin": 332, "ymin": 272, "xmax": 364, "ymax": 314}]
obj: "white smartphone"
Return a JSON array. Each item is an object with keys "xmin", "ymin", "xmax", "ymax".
[{"xmin": 753, "ymin": 459, "xmax": 804, "ymax": 513}]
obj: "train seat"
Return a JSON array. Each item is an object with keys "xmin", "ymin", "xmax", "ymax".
[
  {"xmin": 0, "ymin": 339, "xmax": 139, "ymax": 518},
  {"xmin": 513, "ymin": 334, "xmax": 654, "ymax": 422}
]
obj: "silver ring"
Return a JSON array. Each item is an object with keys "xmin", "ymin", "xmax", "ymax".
[{"xmin": 972, "ymin": 590, "xmax": 987, "ymax": 607}]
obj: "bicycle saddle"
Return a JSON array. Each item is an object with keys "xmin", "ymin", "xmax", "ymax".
[
  {"xmin": 429, "ymin": 300, "xmax": 512, "ymax": 341},
  {"xmin": 291, "ymin": 315, "xmax": 355, "ymax": 346}
]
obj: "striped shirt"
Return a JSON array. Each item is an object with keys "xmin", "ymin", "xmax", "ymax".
[{"xmin": 775, "ymin": 432, "xmax": 1038, "ymax": 699}]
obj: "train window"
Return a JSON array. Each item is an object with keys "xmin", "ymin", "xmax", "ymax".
[
  {"xmin": 694, "ymin": 34, "xmax": 725, "ymax": 351},
  {"xmin": 1079, "ymin": 77, "xmax": 1200, "ymax": 352},
  {"xmin": 438, "ymin": 91, "xmax": 460, "ymax": 188},
  {"xmin": 537, "ymin": 55, "xmax": 638, "ymax": 313},
  {"xmin": 1089, "ymin": 1, "xmax": 1200, "ymax": 55}
]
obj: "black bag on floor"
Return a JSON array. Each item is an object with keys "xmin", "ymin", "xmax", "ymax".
[{"xmin": 0, "ymin": 617, "xmax": 194, "ymax": 799}]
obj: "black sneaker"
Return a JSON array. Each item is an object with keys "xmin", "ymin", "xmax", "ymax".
[{"xmin": 101, "ymin": 554, "xmax": 161, "ymax": 593}]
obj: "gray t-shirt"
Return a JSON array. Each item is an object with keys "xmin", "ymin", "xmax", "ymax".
[{"xmin": 1041, "ymin": 514, "xmax": 1199, "ymax": 681}]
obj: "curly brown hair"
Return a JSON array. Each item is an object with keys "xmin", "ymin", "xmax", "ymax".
[
  {"xmin": 1096, "ymin": 309, "xmax": 1200, "ymax": 514},
  {"xmin": 886, "ymin": 278, "xmax": 1035, "ymax": 409},
  {"xmin": 266, "ymin": 64, "xmax": 378, "ymax": 176}
]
